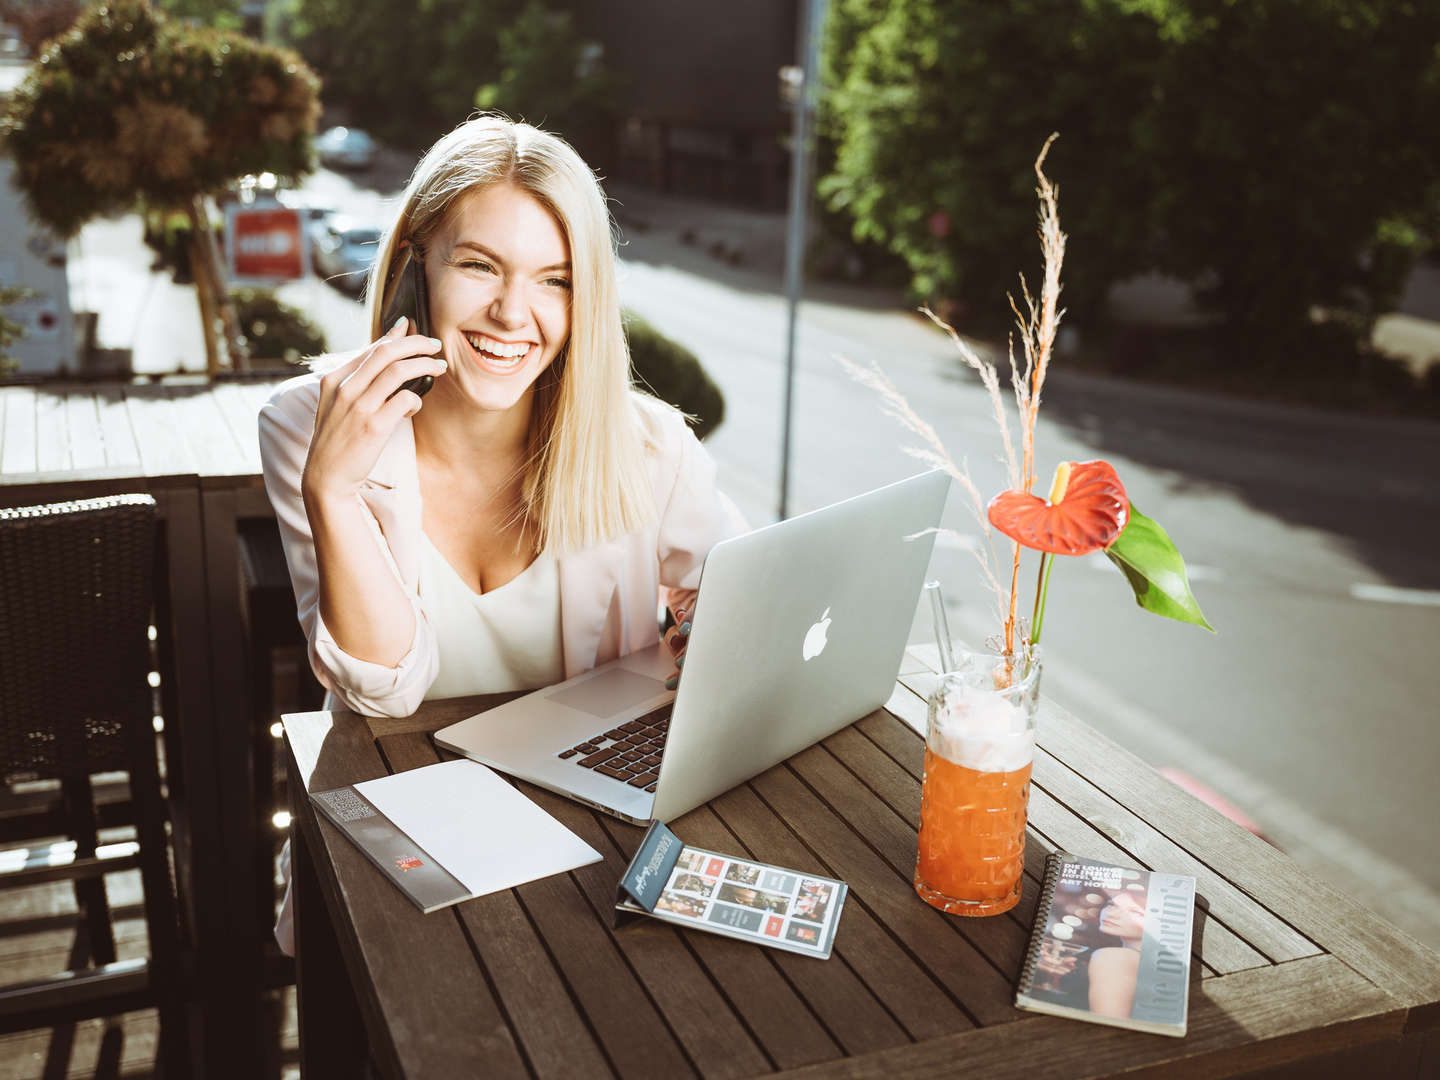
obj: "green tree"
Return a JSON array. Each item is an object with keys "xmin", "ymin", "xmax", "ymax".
[
  {"xmin": 0, "ymin": 285, "xmax": 32, "ymax": 375},
  {"xmin": 1, "ymin": 0, "xmax": 321, "ymax": 374},
  {"xmin": 274, "ymin": 0, "xmax": 614, "ymax": 160},
  {"xmin": 275, "ymin": 0, "xmax": 524, "ymax": 151},
  {"xmin": 1138, "ymin": 0, "xmax": 1440, "ymax": 367},
  {"xmin": 822, "ymin": 0, "xmax": 1440, "ymax": 375},
  {"xmin": 822, "ymin": 0, "xmax": 1160, "ymax": 326},
  {"xmin": 474, "ymin": 1, "xmax": 620, "ymax": 166}
]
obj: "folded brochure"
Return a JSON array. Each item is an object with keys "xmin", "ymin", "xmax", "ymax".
[
  {"xmin": 616, "ymin": 822, "xmax": 846, "ymax": 958},
  {"xmin": 1015, "ymin": 852, "xmax": 1196, "ymax": 1037},
  {"xmin": 311, "ymin": 758, "xmax": 602, "ymax": 914}
]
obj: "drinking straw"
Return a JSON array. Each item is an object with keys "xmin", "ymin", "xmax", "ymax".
[{"xmin": 925, "ymin": 580, "xmax": 957, "ymax": 674}]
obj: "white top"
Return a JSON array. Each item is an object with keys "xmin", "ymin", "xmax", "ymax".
[{"xmin": 417, "ymin": 533, "xmax": 565, "ymax": 699}]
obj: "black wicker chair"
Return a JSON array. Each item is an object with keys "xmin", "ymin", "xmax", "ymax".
[{"xmin": 0, "ymin": 495, "xmax": 190, "ymax": 1074}]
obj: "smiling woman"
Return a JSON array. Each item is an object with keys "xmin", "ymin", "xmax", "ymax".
[{"xmin": 256, "ymin": 116, "xmax": 748, "ymax": 954}]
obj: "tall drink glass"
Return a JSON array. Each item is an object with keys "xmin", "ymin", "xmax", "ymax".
[{"xmin": 914, "ymin": 644, "xmax": 1040, "ymax": 916}]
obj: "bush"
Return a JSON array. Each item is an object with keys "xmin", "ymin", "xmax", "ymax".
[
  {"xmin": 624, "ymin": 313, "xmax": 725, "ymax": 440},
  {"xmin": 230, "ymin": 288, "xmax": 326, "ymax": 362}
]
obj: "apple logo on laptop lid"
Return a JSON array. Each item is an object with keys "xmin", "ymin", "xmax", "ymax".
[{"xmin": 802, "ymin": 608, "xmax": 831, "ymax": 661}]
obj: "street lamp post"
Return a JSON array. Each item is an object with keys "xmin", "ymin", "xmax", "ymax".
[{"xmin": 778, "ymin": 0, "xmax": 828, "ymax": 521}]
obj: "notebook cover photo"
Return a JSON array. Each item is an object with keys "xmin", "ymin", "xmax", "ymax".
[{"xmin": 1016, "ymin": 852, "xmax": 1196, "ymax": 1037}]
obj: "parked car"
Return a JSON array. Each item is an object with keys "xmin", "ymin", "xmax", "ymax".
[
  {"xmin": 315, "ymin": 126, "xmax": 377, "ymax": 171},
  {"xmin": 312, "ymin": 216, "xmax": 382, "ymax": 293}
]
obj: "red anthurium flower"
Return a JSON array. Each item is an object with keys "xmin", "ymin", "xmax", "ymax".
[{"xmin": 987, "ymin": 460, "xmax": 1130, "ymax": 556}]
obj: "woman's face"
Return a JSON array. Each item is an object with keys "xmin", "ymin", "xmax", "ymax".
[
  {"xmin": 1098, "ymin": 890, "xmax": 1146, "ymax": 941},
  {"xmin": 421, "ymin": 182, "xmax": 572, "ymax": 415}
]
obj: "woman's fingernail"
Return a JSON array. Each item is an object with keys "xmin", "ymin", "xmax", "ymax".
[
  {"xmin": 428, "ymin": 337, "xmax": 442, "ymax": 350},
  {"xmin": 390, "ymin": 315, "xmax": 406, "ymax": 334},
  {"xmin": 664, "ymin": 675, "xmax": 678, "ymax": 690},
  {"xmin": 679, "ymin": 621, "xmax": 691, "ymax": 636},
  {"xmin": 676, "ymin": 654, "xmax": 685, "ymax": 669}
]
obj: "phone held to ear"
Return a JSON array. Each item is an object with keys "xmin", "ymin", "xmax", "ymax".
[{"xmin": 385, "ymin": 257, "xmax": 435, "ymax": 400}]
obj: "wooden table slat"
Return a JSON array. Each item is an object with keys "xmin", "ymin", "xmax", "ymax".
[
  {"xmin": 849, "ymin": 705, "xmax": 1238, "ymax": 979},
  {"xmin": 522, "ymin": 784, "xmax": 772, "ymax": 1080},
  {"xmin": 164, "ymin": 385, "xmax": 251, "ymax": 478},
  {"xmin": 891, "ymin": 661, "xmax": 1322, "ymax": 974},
  {"xmin": 290, "ymin": 717, "xmax": 532, "ymax": 1079},
  {"xmin": 708, "ymin": 781, "xmax": 966, "ymax": 1052},
  {"xmin": 284, "ymin": 661, "xmax": 1440, "ymax": 1077},
  {"xmin": 34, "ymin": 389, "xmax": 70, "ymax": 472},
  {"xmin": 747, "ymin": 758, "xmax": 1020, "ymax": 1026},
  {"xmin": 1025, "ymin": 784, "xmax": 1263, "ymax": 975},
  {"xmin": 92, "ymin": 385, "xmax": 143, "ymax": 471},
  {"xmin": 1, "ymin": 385, "xmax": 38, "ymax": 473},
  {"xmin": 1030, "ymin": 743, "xmax": 1322, "ymax": 963},
  {"xmin": 1035, "ymin": 700, "xmax": 1440, "ymax": 1008},
  {"xmin": 639, "ymin": 806, "xmax": 849, "ymax": 1070},
  {"xmin": 62, "ymin": 391, "xmax": 107, "ymax": 471},
  {"xmin": 122, "ymin": 386, "xmax": 195, "ymax": 478},
  {"xmin": 379, "ymin": 732, "xmax": 615, "ymax": 1079},
  {"xmin": 770, "ymin": 953, "xmax": 1406, "ymax": 1080},
  {"xmin": 814, "ymin": 722, "xmax": 1035, "ymax": 973},
  {"xmin": 210, "ymin": 381, "xmax": 269, "ymax": 476}
]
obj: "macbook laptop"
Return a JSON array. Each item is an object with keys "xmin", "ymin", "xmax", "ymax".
[{"xmin": 435, "ymin": 469, "xmax": 949, "ymax": 824}]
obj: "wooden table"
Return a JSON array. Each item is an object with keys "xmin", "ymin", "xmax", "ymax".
[
  {"xmin": 1, "ymin": 376, "xmax": 291, "ymax": 1078},
  {"xmin": 283, "ymin": 650, "xmax": 1440, "ymax": 1079}
]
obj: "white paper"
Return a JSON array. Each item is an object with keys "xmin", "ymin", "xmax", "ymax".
[{"xmin": 355, "ymin": 759, "xmax": 601, "ymax": 898}]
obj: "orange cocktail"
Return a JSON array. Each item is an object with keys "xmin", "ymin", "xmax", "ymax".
[
  {"xmin": 914, "ymin": 749, "xmax": 1031, "ymax": 915},
  {"xmin": 913, "ymin": 647, "xmax": 1039, "ymax": 917}
]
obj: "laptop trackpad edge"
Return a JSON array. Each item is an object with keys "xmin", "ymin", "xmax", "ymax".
[{"xmin": 546, "ymin": 666, "xmax": 666, "ymax": 719}]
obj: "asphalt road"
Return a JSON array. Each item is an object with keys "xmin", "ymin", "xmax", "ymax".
[{"xmin": 84, "ymin": 164, "xmax": 1440, "ymax": 948}]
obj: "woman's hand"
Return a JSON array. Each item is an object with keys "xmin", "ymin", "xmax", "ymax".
[
  {"xmin": 663, "ymin": 605, "xmax": 691, "ymax": 690},
  {"xmin": 301, "ymin": 316, "xmax": 446, "ymax": 509}
]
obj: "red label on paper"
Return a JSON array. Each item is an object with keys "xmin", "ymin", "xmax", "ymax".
[
  {"xmin": 228, "ymin": 206, "xmax": 305, "ymax": 281},
  {"xmin": 395, "ymin": 855, "xmax": 423, "ymax": 871},
  {"xmin": 765, "ymin": 915, "xmax": 783, "ymax": 937},
  {"xmin": 706, "ymin": 858, "xmax": 724, "ymax": 877}
]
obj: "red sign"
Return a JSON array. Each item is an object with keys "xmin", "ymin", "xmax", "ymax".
[{"xmin": 226, "ymin": 205, "xmax": 306, "ymax": 283}]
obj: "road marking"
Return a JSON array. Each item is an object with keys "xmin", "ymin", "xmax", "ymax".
[
  {"xmin": 1350, "ymin": 583, "xmax": 1440, "ymax": 607},
  {"xmin": 1083, "ymin": 551, "xmax": 1224, "ymax": 582},
  {"xmin": 931, "ymin": 530, "xmax": 982, "ymax": 553},
  {"xmin": 918, "ymin": 606, "xmax": 1440, "ymax": 949}
]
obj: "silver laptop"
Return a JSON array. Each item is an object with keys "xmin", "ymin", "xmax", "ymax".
[{"xmin": 435, "ymin": 469, "xmax": 949, "ymax": 824}]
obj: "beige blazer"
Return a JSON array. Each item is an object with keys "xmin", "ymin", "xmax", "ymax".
[{"xmin": 257, "ymin": 374, "xmax": 748, "ymax": 718}]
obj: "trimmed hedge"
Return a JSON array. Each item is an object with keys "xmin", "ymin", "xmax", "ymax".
[
  {"xmin": 230, "ymin": 288, "xmax": 327, "ymax": 363},
  {"xmin": 624, "ymin": 312, "xmax": 725, "ymax": 440}
]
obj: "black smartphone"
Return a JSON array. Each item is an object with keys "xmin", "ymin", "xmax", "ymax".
[{"xmin": 384, "ymin": 257, "xmax": 435, "ymax": 399}]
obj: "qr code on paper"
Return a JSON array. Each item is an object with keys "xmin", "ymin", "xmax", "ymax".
[{"xmin": 317, "ymin": 788, "xmax": 376, "ymax": 822}]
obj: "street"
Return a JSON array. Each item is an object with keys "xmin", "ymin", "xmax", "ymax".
[{"xmin": 75, "ymin": 166, "xmax": 1440, "ymax": 948}]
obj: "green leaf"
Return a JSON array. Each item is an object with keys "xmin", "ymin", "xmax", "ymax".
[{"xmin": 1104, "ymin": 503, "xmax": 1215, "ymax": 632}]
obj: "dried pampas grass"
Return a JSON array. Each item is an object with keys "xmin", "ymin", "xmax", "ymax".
[{"xmin": 839, "ymin": 134, "xmax": 1067, "ymax": 656}]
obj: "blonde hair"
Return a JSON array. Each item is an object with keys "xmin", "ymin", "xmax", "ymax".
[{"xmin": 366, "ymin": 114, "xmax": 655, "ymax": 553}]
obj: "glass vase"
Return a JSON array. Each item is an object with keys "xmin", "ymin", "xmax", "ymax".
[{"xmin": 914, "ymin": 643, "xmax": 1040, "ymax": 916}]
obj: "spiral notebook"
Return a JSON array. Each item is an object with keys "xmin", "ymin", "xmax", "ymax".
[{"xmin": 1016, "ymin": 853, "xmax": 1196, "ymax": 1037}]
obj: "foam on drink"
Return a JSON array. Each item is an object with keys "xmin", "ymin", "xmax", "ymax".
[{"xmin": 928, "ymin": 671, "xmax": 1036, "ymax": 773}]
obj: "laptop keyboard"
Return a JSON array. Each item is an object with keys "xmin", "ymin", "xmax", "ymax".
[{"xmin": 556, "ymin": 704, "xmax": 672, "ymax": 792}]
